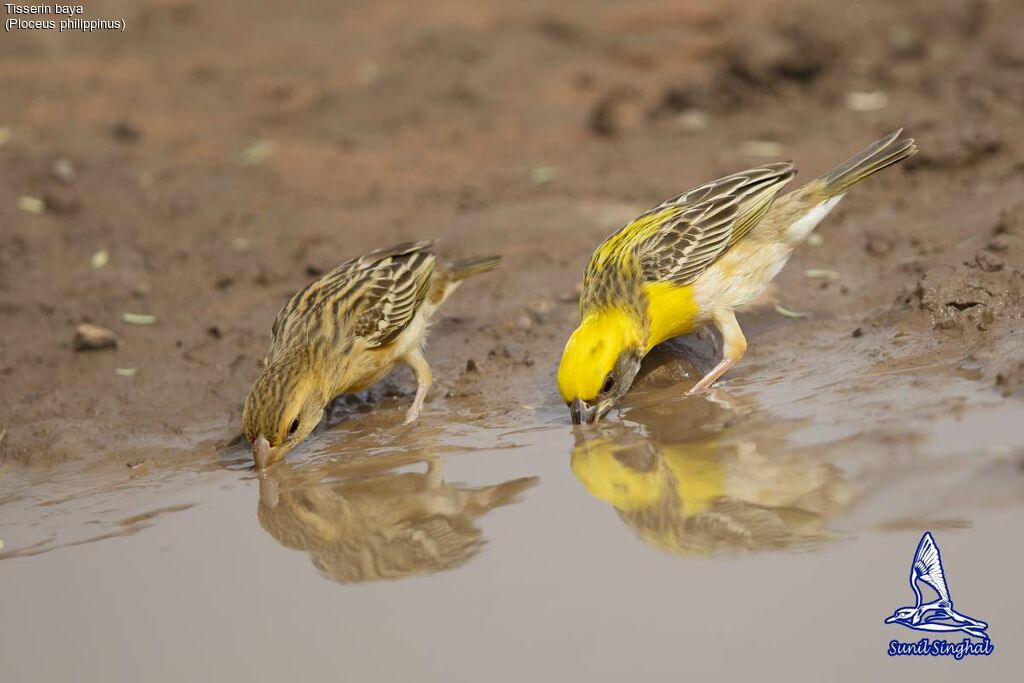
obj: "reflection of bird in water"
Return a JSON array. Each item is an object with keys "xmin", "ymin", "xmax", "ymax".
[
  {"xmin": 257, "ymin": 453, "xmax": 536, "ymax": 583},
  {"xmin": 571, "ymin": 435, "xmax": 849, "ymax": 555},
  {"xmin": 884, "ymin": 532, "xmax": 989, "ymax": 640}
]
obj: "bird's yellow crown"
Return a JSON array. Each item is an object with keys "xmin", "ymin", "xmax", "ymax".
[{"xmin": 557, "ymin": 306, "xmax": 643, "ymax": 403}]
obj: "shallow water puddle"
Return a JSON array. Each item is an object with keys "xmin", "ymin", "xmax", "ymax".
[{"xmin": 1, "ymin": 341, "xmax": 1022, "ymax": 681}]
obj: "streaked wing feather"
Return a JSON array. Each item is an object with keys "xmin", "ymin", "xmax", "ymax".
[
  {"xmin": 270, "ymin": 241, "xmax": 435, "ymax": 353},
  {"xmin": 352, "ymin": 249, "xmax": 435, "ymax": 347},
  {"xmin": 653, "ymin": 162, "xmax": 794, "ymax": 211},
  {"xmin": 638, "ymin": 199, "xmax": 739, "ymax": 285},
  {"xmin": 636, "ymin": 163, "xmax": 795, "ymax": 286}
]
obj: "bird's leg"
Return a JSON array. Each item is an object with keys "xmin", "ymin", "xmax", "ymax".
[
  {"xmin": 403, "ymin": 348, "xmax": 433, "ymax": 424},
  {"xmin": 687, "ymin": 309, "xmax": 746, "ymax": 395}
]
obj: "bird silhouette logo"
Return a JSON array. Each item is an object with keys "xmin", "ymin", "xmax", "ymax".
[{"xmin": 884, "ymin": 532, "xmax": 989, "ymax": 641}]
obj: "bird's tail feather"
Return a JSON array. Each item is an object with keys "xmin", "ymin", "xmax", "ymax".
[
  {"xmin": 447, "ymin": 255, "xmax": 502, "ymax": 281},
  {"xmin": 461, "ymin": 476, "xmax": 538, "ymax": 516},
  {"xmin": 815, "ymin": 129, "xmax": 917, "ymax": 198}
]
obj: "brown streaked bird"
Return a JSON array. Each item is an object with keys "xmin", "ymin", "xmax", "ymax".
[
  {"xmin": 243, "ymin": 241, "xmax": 500, "ymax": 469},
  {"xmin": 558, "ymin": 130, "xmax": 917, "ymax": 423},
  {"xmin": 257, "ymin": 454, "xmax": 537, "ymax": 584}
]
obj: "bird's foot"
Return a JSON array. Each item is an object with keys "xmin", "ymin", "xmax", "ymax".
[
  {"xmin": 686, "ymin": 380, "xmax": 714, "ymax": 396},
  {"xmin": 403, "ymin": 404, "xmax": 422, "ymax": 425},
  {"xmin": 686, "ymin": 358, "xmax": 736, "ymax": 395}
]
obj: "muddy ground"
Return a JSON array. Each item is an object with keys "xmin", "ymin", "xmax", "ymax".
[{"xmin": 1, "ymin": 0, "xmax": 1022, "ymax": 473}]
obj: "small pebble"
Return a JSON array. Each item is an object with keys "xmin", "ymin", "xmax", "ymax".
[
  {"xmin": 774, "ymin": 304, "xmax": 808, "ymax": 319},
  {"xmin": 91, "ymin": 250, "xmax": 109, "ymax": 269},
  {"xmin": 889, "ymin": 24, "xmax": 924, "ymax": 58},
  {"xmin": 740, "ymin": 140, "xmax": 784, "ymax": 158},
  {"xmin": 239, "ymin": 139, "xmax": 274, "ymax": 166},
  {"xmin": 50, "ymin": 157, "xmax": 77, "ymax": 184},
  {"xmin": 866, "ymin": 234, "xmax": 895, "ymax": 256},
  {"xmin": 122, "ymin": 312, "xmax": 157, "ymax": 325},
  {"xmin": 18, "ymin": 196, "xmax": 45, "ymax": 214},
  {"xmin": 588, "ymin": 88, "xmax": 644, "ymax": 137},
  {"xmin": 527, "ymin": 299, "xmax": 554, "ymax": 323},
  {"xmin": 73, "ymin": 323, "xmax": 119, "ymax": 351},
  {"xmin": 357, "ymin": 62, "xmax": 381, "ymax": 84},
  {"xmin": 844, "ymin": 91, "xmax": 888, "ymax": 112},
  {"xmin": 115, "ymin": 368, "xmax": 138, "ymax": 377},
  {"xmin": 488, "ymin": 345, "xmax": 511, "ymax": 360},
  {"xmin": 804, "ymin": 269, "xmax": 840, "ymax": 280},
  {"xmin": 985, "ymin": 235, "xmax": 1010, "ymax": 253},
  {"xmin": 530, "ymin": 166, "xmax": 557, "ymax": 185},
  {"xmin": 676, "ymin": 109, "xmax": 709, "ymax": 133},
  {"xmin": 111, "ymin": 122, "xmax": 141, "ymax": 143}
]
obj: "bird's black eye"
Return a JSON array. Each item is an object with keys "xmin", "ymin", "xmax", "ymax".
[
  {"xmin": 601, "ymin": 375, "xmax": 615, "ymax": 394},
  {"xmin": 287, "ymin": 418, "xmax": 300, "ymax": 436}
]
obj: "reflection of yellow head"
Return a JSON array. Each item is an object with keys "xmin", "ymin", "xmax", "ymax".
[
  {"xmin": 571, "ymin": 439, "xmax": 664, "ymax": 510},
  {"xmin": 571, "ymin": 439, "xmax": 726, "ymax": 516}
]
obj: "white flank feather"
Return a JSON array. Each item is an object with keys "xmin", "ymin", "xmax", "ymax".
[{"xmin": 787, "ymin": 194, "xmax": 844, "ymax": 243}]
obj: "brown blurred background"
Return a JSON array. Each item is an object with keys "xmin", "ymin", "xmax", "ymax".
[{"xmin": 1, "ymin": 0, "xmax": 1022, "ymax": 466}]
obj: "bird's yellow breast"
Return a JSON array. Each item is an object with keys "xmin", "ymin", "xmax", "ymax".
[
  {"xmin": 664, "ymin": 451, "xmax": 725, "ymax": 516},
  {"xmin": 642, "ymin": 281, "xmax": 701, "ymax": 352},
  {"xmin": 571, "ymin": 443, "xmax": 725, "ymax": 517}
]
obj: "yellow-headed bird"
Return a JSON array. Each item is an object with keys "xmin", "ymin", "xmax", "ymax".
[
  {"xmin": 243, "ymin": 242, "xmax": 499, "ymax": 468},
  {"xmin": 558, "ymin": 130, "xmax": 916, "ymax": 423}
]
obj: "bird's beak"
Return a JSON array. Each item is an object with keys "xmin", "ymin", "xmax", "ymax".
[
  {"xmin": 253, "ymin": 436, "xmax": 275, "ymax": 470},
  {"xmin": 570, "ymin": 398, "xmax": 598, "ymax": 425},
  {"xmin": 884, "ymin": 615, "xmax": 897, "ymax": 624}
]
